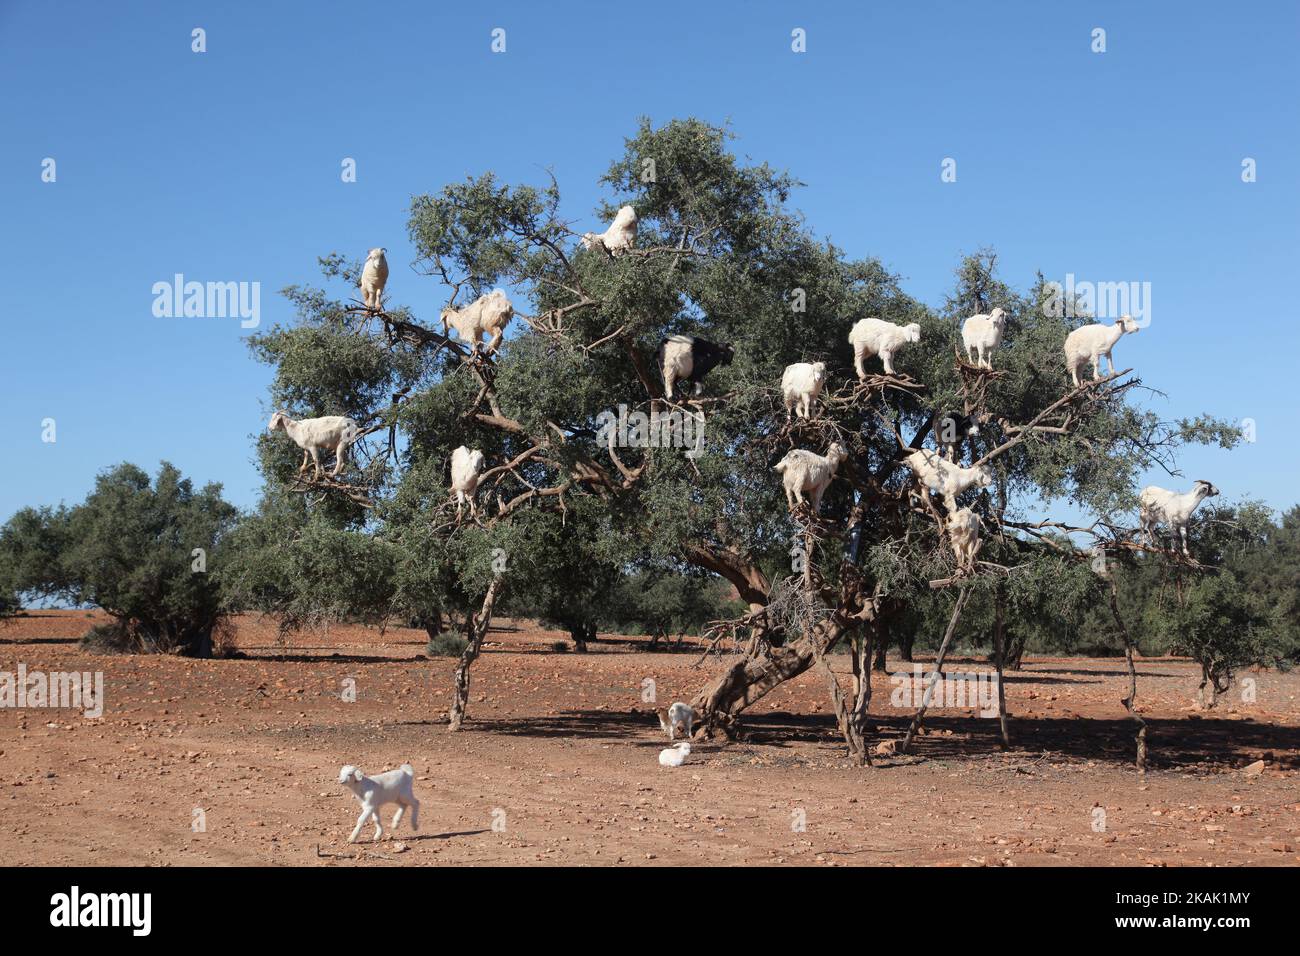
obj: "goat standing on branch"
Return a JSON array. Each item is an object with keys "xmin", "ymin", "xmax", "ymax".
[
  {"xmin": 849, "ymin": 318, "xmax": 921, "ymax": 379},
  {"xmin": 581, "ymin": 204, "xmax": 638, "ymax": 256},
  {"xmin": 360, "ymin": 247, "xmax": 388, "ymax": 311},
  {"xmin": 1139, "ymin": 480, "xmax": 1220, "ymax": 555},
  {"xmin": 775, "ymin": 442, "xmax": 847, "ymax": 515},
  {"xmin": 441, "ymin": 290, "xmax": 514, "ymax": 355},
  {"xmin": 268, "ymin": 411, "xmax": 359, "ymax": 481},
  {"xmin": 1064, "ymin": 315, "xmax": 1141, "ymax": 386}
]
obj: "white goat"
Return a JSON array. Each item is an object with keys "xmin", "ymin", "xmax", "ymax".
[
  {"xmin": 658, "ymin": 742, "xmax": 691, "ymax": 767},
  {"xmin": 441, "ymin": 289, "xmax": 513, "ymax": 354},
  {"xmin": 1139, "ymin": 480, "xmax": 1220, "ymax": 555},
  {"xmin": 848, "ymin": 318, "xmax": 922, "ymax": 379},
  {"xmin": 774, "ymin": 442, "xmax": 847, "ymax": 514},
  {"xmin": 905, "ymin": 448, "xmax": 992, "ymax": 511},
  {"xmin": 338, "ymin": 763, "xmax": 420, "ymax": 843},
  {"xmin": 360, "ymin": 247, "xmax": 388, "ymax": 311},
  {"xmin": 961, "ymin": 307, "xmax": 1007, "ymax": 369},
  {"xmin": 781, "ymin": 361, "xmax": 827, "ymax": 419},
  {"xmin": 656, "ymin": 702, "xmax": 696, "ymax": 741},
  {"xmin": 267, "ymin": 411, "xmax": 359, "ymax": 481},
  {"xmin": 450, "ymin": 445, "xmax": 486, "ymax": 518},
  {"xmin": 947, "ymin": 507, "xmax": 982, "ymax": 571},
  {"xmin": 581, "ymin": 204, "xmax": 638, "ymax": 256},
  {"xmin": 1064, "ymin": 315, "xmax": 1141, "ymax": 386}
]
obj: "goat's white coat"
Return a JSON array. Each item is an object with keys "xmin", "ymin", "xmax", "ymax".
[
  {"xmin": 947, "ymin": 507, "xmax": 982, "ymax": 571},
  {"xmin": 774, "ymin": 442, "xmax": 847, "ymax": 514},
  {"xmin": 905, "ymin": 448, "xmax": 992, "ymax": 511},
  {"xmin": 581, "ymin": 205, "xmax": 638, "ymax": 256},
  {"xmin": 1139, "ymin": 480, "xmax": 1220, "ymax": 554},
  {"xmin": 1064, "ymin": 315, "xmax": 1141, "ymax": 386},
  {"xmin": 848, "ymin": 318, "xmax": 922, "ymax": 378},
  {"xmin": 441, "ymin": 290, "xmax": 514, "ymax": 354},
  {"xmin": 781, "ymin": 361, "xmax": 827, "ymax": 419},
  {"xmin": 659, "ymin": 335, "xmax": 694, "ymax": 400},
  {"xmin": 658, "ymin": 742, "xmax": 691, "ymax": 767},
  {"xmin": 338, "ymin": 763, "xmax": 420, "ymax": 843},
  {"xmin": 360, "ymin": 248, "xmax": 388, "ymax": 310},
  {"xmin": 961, "ymin": 307, "xmax": 1007, "ymax": 369},
  {"xmin": 268, "ymin": 411, "xmax": 359, "ymax": 480},
  {"xmin": 450, "ymin": 446, "xmax": 486, "ymax": 517},
  {"xmin": 656, "ymin": 701, "xmax": 696, "ymax": 741}
]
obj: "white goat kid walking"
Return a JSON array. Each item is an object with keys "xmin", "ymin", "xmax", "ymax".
[
  {"xmin": 1063, "ymin": 315, "xmax": 1141, "ymax": 387},
  {"xmin": 781, "ymin": 361, "xmax": 827, "ymax": 419},
  {"xmin": 267, "ymin": 411, "xmax": 359, "ymax": 481},
  {"xmin": 1139, "ymin": 480, "xmax": 1220, "ymax": 555},
  {"xmin": 338, "ymin": 764, "xmax": 420, "ymax": 843},
  {"xmin": 848, "ymin": 318, "xmax": 922, "ymax": 379},
  {"xmin": 774, "ymin": 442, "xmax": 847, "ymax": 515},
  {"xmin": 961, "ymin": 307, "xmax": 1007, "ymax": 369}
]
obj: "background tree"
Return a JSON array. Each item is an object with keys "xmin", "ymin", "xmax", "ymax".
[{"xmin": 0, "ymin": 462, "xmax": 238, "ymax": 657}]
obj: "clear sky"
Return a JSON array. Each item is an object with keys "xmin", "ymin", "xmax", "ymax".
[{"xmin": 1, "ymin": 0, "xmax": 1296, "ymax": 521}]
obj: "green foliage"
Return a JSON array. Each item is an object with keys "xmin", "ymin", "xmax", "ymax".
[
  {"xmin": 0, "ymin": 463, "xmax": 238, "ymax": 656},
  {"xmin": 426, "ymin": 631, "xmax": 468, "ymax": 657}
]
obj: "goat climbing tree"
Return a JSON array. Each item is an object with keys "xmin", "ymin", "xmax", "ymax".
[{"xmin": 232, "ymin": 118, "xmax": 1241, "ymax": 756}]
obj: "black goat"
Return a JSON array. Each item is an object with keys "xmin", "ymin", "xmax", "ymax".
[
  {"xmin": 932, "ymin": 410, "xmax": 983, "ymax": 462},
  {"xmin": 658, "ymin": 334, "xmax": 735, "ymax": 400}
]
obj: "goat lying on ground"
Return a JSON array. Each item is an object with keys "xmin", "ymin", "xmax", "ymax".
[
  {"xmin": 848, "ymin": 318, "xmax": 922, "ymax": 378},
  {"xmin": 781, "ymin": 361, "xmax": 827, "ymax": 419},
  {"xmin": 1064, "ymin": 315, "xmax": 1141, "ymax": 386},
  {"xmin": 656, "ymin": 702, "xmax": 696, "ymax": 741},
  {"xmin": 268, "ymin": 411, "xmax": 359, "ymax": 481},
  {"xmin": 441, "ymin": 289, "xmax": 514, "ymax": 354},
  {"xmin": 659, "ymin": 335, "xmax": 735, "ymax": 400},
  {"xmin": 581, "ymin": 205, "xmax": 638, "ymax": 256},
  {"xmin": 774, "ymin": 442, "xmax": 847, "ymax": 515},
  {"xmin": 1139, "ymin": 480, "xmax": 1220, "ymax": 555},
  {"xmin": 360, "ymin": 247, "xmax": 388, "ymax": 311},
  {"xmin": 338, "ymin": 764, "xmax": 420, "ymax": 843},
  {"xmin": 658, "ymin": 742, "xmax": 691, "ymax": 767}
]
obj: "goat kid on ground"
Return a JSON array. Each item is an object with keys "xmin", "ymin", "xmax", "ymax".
[
  {"xmin": 656, "ymin": 701, "xmax": 696, "ymax": 741},
  {"xmin": 338, "ymin": 763, "xmax": 420, "ymax": 843}
]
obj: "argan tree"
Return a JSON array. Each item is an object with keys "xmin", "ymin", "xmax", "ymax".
[{"xmin": 236, "ymin": 117, "xmax": 1240, "ymax": 760}]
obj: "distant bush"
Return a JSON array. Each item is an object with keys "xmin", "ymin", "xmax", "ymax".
[{"xmin": 426, "ymin": 631, "xmax": 469, "ymax": 657}]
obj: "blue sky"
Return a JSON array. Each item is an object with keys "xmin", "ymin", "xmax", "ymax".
[{"xmin": 1, "ymin": 0, "xmax": 1297, "ymax": 521}]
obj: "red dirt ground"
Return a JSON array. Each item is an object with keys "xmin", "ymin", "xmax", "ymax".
[{"xmin": 1, "ymin": 610, "xmax": 1297, "ymax": 866}]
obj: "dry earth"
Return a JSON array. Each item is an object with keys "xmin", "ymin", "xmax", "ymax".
[{"xmin": 1, "ymin": 610, "xmax": 1297, "ymax": 867}]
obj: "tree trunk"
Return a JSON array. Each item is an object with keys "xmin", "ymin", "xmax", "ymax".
[
  {"xmin": 901, "ymin": 585, "xmax": 971, "ymax": 754},
  {"xmin": 570, "ymin": 622, "xmax": 588, "ymax": 653},
  {"xmin": 898, "ymin": 627, "xmax": 914, "ymax": 663},
  {"xmin": 1107, "ymin": 580, "xmax": 1148, "ymax": 772},
  {"xmin": 872, "ymin": 623, "xmax": 888, "ymax": 672},
  {"xmin": 448, "ymin": 577, "xmax": 504, "ymax": 732},
  {"xmin": 691, "ymin": 613, "xmax": 853, "ymax": 735},
  {"xmin": 821, "ymin": 625, "xmax": 875, "ymax": 764},
  {"xmin": 991, "ymin": 583, "xmax": 1010, "ymax": 749}
]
